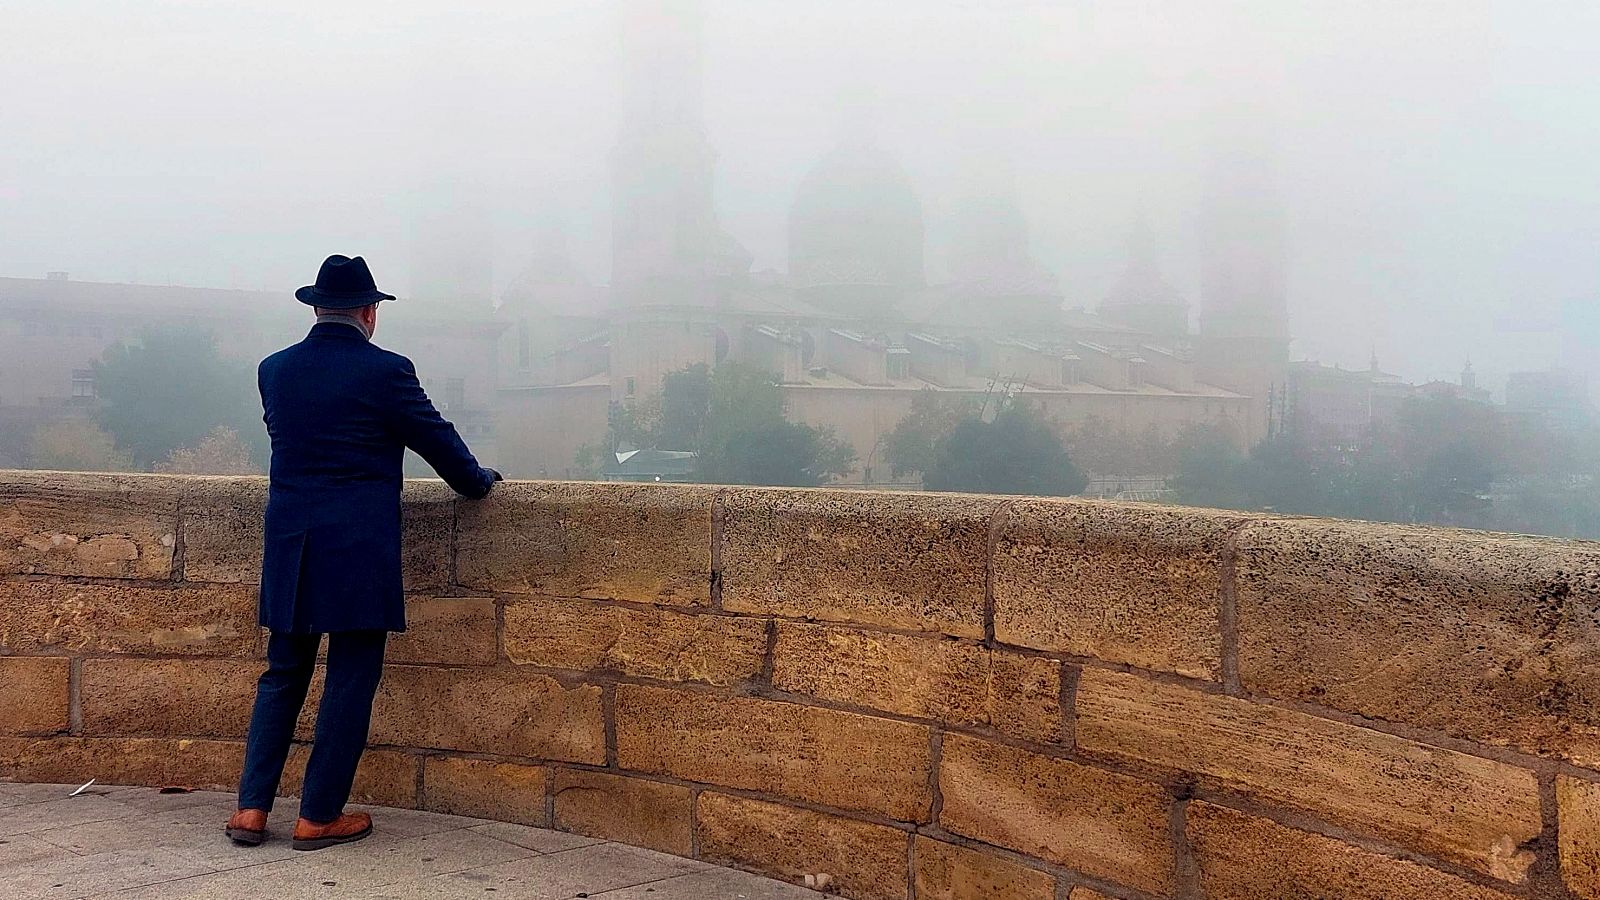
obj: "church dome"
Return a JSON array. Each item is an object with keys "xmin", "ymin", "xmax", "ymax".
[
  {"xmin": 947, "ymin": 194, "xmax": 1061, "ymax": 299},
  {"xmin": 787, "ymin": 140, "xmax": 925, "ymax": 310}
]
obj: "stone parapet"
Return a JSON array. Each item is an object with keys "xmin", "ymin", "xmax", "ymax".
[{"xmin": 1, "ymin": 469, "xmax": 1598, "ymax": 898}]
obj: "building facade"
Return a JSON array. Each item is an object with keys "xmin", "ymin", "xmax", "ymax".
[{"xmin": 492, "ymin": 1, "xmax": 1282, "ymax": 484}]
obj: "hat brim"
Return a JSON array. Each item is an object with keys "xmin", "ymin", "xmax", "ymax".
[{"xmin": 295, "ymin": 286, "xmax": 397, "ymax": 308}]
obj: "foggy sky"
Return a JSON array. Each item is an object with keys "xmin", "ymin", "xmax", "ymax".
[{"xmin": 4, "ymin": 0, "xmax": 1598, "ymax": 394}]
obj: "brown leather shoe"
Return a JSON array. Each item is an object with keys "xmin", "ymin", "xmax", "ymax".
[
  {"xmin": 225, "ymin": 808, "xmax": 268, "ymax": 846},
  {"xmin": 292, "ymin": 811, "xmax": 373, "ymax": 851}
]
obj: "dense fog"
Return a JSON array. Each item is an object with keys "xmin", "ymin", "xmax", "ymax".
[{"xmin": 6, "ymin": 1, "xmax": 1597, "ymax": 385}]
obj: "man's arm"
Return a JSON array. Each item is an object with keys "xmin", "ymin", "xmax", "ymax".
[{"xmin": 384, "ymin": 357, "xmax": 498, "ymax": 499}]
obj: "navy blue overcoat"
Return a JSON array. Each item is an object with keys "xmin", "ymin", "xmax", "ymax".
[{"xmin": 257, "ymin": 322, "xmax": 495, "ymax": 633}]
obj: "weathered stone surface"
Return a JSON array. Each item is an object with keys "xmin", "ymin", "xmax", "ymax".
[
  {"xmin": 1067, "ymin": 890, "xmax": 1115, "ymax": 900},
  {"xmin": 0, "ymin": 736, "xmax": 244, "ymax": 790},
  {"xmin": 696, "ymin": 792, "xmax": 909, "ymax": 900},
  {"xmin": 389, "ymin": 597, "xmax": 498, "ymax": 665},
  {"xmin": 283, "ymin": 746, "xmax": 418, "ymax": 808},
  {"xmin": 913, "ymin": 836, "xmax": 1055, "ymax": 900},
  {"xmin": 504, "ymin": 597, "xmax": 766, "ymax": 686},
  {"xmin": 1188, "ymin": 802, "xmax": 1520, "ymax": 900},
  {"xmin": 772, "ymin": 623, "xmax": 1061, "ymax": 742},
  {"xmin": 0, "ymin": 581, "xmax": 258, "ymax": 657},
  {"xmin": 1075, "ymin": 667, "xmax": 1541, "ymax": 882},
  {"xmin": 423, "ymin": 756, "xmax": 546, "ymax": 824},
  {"xmin": 371, "ymin": 665, "xmax": 604, "ymax": 763},
  {"xmin": 720, "ymin": 489, "xmax": 996, "ymax": 637},
  {"xmin": 0, "ymin": 657, "xmax": 69, "ymax": 735},
  {"xmin": 1235, "ymin": 518, "xmax": 1600, "ymax": 764},
  {"xmin": 80, "ymin": 658, "xmax": 258, "ymax": 739},
  {"xmin": 937, "ymin": 732, "xmax": 1172, "ymax": 896},
  {"xmin": 553, "ymin": 769, "xmax": 692, "ymax": 856},
  {"xmin": 398, "ymin": 480, "xmax": 456, "ymax": 592},
  {"xmin": 615, "ymin": 684, "xmax": 932, "ymax": 821},
  {"xmin": 994, "ymin": 499, "xmax": 1238, "ymax": 679},
  {"xmin": 1559, "ymin": 775, "xmax": 1600, "ymax": 899},
  {"xmin": 457, "ymin": 481, "xmax": 713, "ymax": 605},
  {"xmin": 0, "ymin": 471, "xmax": 177, "ymax": 579},
  {"xmin": 177, "ymin": 479, "xmax": 453, "ymax": 589},
  {"xmin": 176, "ymin": 478, "xmax": 265, "ymax": 584}
]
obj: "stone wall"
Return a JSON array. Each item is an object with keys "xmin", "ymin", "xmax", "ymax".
[{"xmin": 2, "ymin": 469, "xmax": 1600, "ymax": 899}]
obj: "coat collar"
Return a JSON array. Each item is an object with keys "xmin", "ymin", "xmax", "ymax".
[{"xmin": 308, "ymin": 321, "xmax": 370, "ymax": 341}]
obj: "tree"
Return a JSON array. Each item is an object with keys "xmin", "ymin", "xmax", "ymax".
[
  {"xmin": 25, "ymin": 420, "xmax": 134, "ymax": 472},
  {"xmin": 884, "ymin": 391, "xmax": 979, "ymax": 479},
  {"xmin": 1171, "ymin": 431, "xmax": 1251, "ymax": 510},
  {"xmin": 1172, "ymin": 394, "xmax": 1503, "ymax": 525},
  {"xmin": 1388, "ymin": 395, "xmax": 1502, "ymax": 523},
  {"xmin": 696, "ymin": 364, "xmax": 855, "ymax": 487},
  {"xmin": 156, "ymin": 426, "xmax": 262, "ymax": 475},
  {"xmin": 578, "ymin": 362, "xmax": 855, "ymax": 487},
  {"xmin": 94, "ymin": 326, "xmax": 265, "ymax": 469},
  {"xmin": 657, "ymin": 364, "xmax": 712, "ymax": 450},
  {"xmin": 922, "ymin": 402, "xmax": 1086, "ymax": 496}
]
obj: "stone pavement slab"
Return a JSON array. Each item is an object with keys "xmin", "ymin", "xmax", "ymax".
[{"xmin": 0, "ymin": 784, "xmax": 823, "ymax": 900}]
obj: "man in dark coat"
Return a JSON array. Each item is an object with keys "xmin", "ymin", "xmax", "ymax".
[{"xmin": 226, "ymin": 254, "xmax": 500, "ymax": 851}]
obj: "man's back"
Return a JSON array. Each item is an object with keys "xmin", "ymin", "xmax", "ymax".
[
  {"xmin": 256, "ymin": 321, "xmax": 495, "ymax": 633},
  {"xmin": 260, "ymin": 325, "xmax": 405, "ymax": 498}
]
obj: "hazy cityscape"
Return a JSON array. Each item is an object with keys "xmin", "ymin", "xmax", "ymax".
[{"xmin": 3, "ymin": 0, "xmax": 1599, "ymax": 538}]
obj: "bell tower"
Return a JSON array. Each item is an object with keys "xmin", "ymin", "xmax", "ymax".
[
  {"xmin": 609, "ymin": 0, "xmax": 748, "ymax": 308},
  {"xmin": 1194, "ymin": 112, "xmax": 1291, "ymax": 447}
]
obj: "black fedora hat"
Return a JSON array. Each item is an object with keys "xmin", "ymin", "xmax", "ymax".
[{"xmin": 295, "ymin": 255, "xmax": 397, "ymax": 308}]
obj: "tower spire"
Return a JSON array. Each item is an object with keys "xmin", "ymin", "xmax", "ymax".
[
  {"xmin": 610, "ymin": 0, "xmax": 747, "ymax": 305},
  {"xmin": 1193, "ymin": 104, "xmax": 1292, "ymax": 446}
]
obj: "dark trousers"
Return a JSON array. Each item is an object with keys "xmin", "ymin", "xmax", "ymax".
[{"xmin": 237, "ymin": 630, "xmax": 387, "ymax": 823}]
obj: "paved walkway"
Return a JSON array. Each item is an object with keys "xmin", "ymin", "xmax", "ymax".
[{"xmin": 0, "ymin": 783, "xmax": 818, "ymax": 900}]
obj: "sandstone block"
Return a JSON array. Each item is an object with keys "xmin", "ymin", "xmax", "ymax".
[
  {"xmin": 371, "ymin": 665, "xmax": 604, "ymax": 763},
  {"xmin": 914, "ymin": 836, "xmax": 1055, "ymax": 900},
  {"xmin": 398, "ymin": 480, "xmax": 455, "ymax": 592},
  {"xmin": 937, "ymin": 732, "xmax": 1172, "ymax": 896},
  {"xmin": 993, "ymin": 499, "xmax": 1239, "ymax": 679},
  {"xmin": 457, "ymin": 481, "xmax": 713, "ymax": 605},
  {"xmin": 772, "ymin": 623, "xmax": 1061, "ymax": 743},
  {"xmin": 615, "ymin": 684, "xmax": 932, "ymax": 821},
  {"xmin": 0, "ymin": 657, "xmax": 69, "ymax": 735},
  {"xmin": 720, "ymin": 489, "xmax": 996, "ymax": 637},
  {"xmin": 80, "ymin": 658, "xmax": 259, "ymax": 739},
  {"xmin": 1559, "ymin": 775, "xmax": 1600, "ymax": 899},
  {"xmin": 0, "ymin": 736, "xmax": 244, "ymax": 790},
  {"xmin": 1075, "ymin": 667, "xmax": 1541, "ymax": 882},
  {"xmin": 0, "ymin": 581, "xmax": 258, "ymax": 657},
  {"xmin": 1188, "ymin": 801, "xmax": 1520, "ymax": 900},
  {"xmin": 1235, "ymin": 518, "xmax": 1600, "ymax": 764},
  {"xmin": 422, "ymin": 755, "xmax": 546, "ymax": 824},
  {"xmin": 504, "ymin": 597, "xmax": 765, "ymax": 685},
  {"xmin": 177, "ymin": 478, "xmax": 266, "ymax": 584},
  {"xmin": 283, "ymin": 746, "xmax": 418, "ymax": 809},
  {"xmin": 1068, "ymin": 890, "xmax": 1116, "ymax": 900},
  {"xmin": 388, "ymin": 597, "xmax": 497, "ymax": 665},
  {"xmin": 553, "ymin": 769, "xmax": 692, "ymax": 856},
  {"xmin": 0, "ymin": 471, "xmax": 177, "ymax": 579},
  {"xmin": 696, "ymin": 792, "xmax": 909, "ymax": 900}
]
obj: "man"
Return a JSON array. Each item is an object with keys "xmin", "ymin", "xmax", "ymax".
[{"xmin": 225, "ymin": 254, "xmax": 500, "ymax": 851}]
